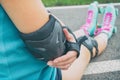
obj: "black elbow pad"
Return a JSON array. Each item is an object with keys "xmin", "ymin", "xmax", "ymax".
[{"xmin": 20, "ymin": 14, "xmax": 80, "ymax": 61}]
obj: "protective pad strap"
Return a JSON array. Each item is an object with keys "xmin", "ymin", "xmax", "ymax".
[
  {"xmin": 62, "ymin": 26, "xmax": 77, "ymax": 41},
  {"xmin": 65, "ymin": 41, "xmax": 80, "ymax": 57},
  {"xmin": 77, "ymin": 36, "xmax": 99, "ymax": 59},
  {"xmin": 62, "ymin": 26, "xmax": 81, "ymax": 57}
]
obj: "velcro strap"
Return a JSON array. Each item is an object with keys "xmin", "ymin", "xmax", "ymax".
[
  {"xmin": 77, "ymin": 35, "xmax": 99, "ymax": 59},
  {"xmin": 77, "ymin": 36, "xmax": 88, "ymax": 45},
  {"xmin": 62, "ymin": 26, "xmax": 81, "ymax": 58},
  {"xmin": 62, "ymin": 26, "xmax": 77, "ymax": 41},
  {"xmin": 65, "ymin": 41, "xmax": 80, "ymax": 57}
]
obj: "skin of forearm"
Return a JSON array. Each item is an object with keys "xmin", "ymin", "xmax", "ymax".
[{"xmin": 1, "ymin": 0, "xmax": 49, "ymax": 33}]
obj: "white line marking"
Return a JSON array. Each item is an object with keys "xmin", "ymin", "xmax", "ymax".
[
  {"xmin": 47, "ymin": 3, "xmax": 120, "ymax": 10},
  {"xmin": 84, "ymin": 59, "xmax": 120, "ymax": 75}
]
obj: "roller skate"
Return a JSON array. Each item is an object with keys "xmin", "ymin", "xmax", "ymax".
[
  {"xmin": 94, "ymin": 3, "xmax": 118, "ymax": 39},
  {"xmin": 80, "ymin": 1, "xmax": 103, "ymax": 36}
]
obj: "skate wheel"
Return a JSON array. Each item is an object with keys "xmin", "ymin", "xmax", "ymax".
[
  {"xmin": 113, "ymin": 27, "xmax": 117, "ymax": 33},
  {"xmin": 115, "ymin": 8, "xmax": 119, "ymax": 16},
  {"xmin": 99, "ymin": 7, "xmax": 105, "ymax": 14},
  {"xmin": 93, "ymin": 1, "xmax": 98, "ymax": 5}
]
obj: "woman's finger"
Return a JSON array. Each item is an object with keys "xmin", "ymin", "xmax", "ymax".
[
  {"xmin": 53, "ymin": 51, "xmax": 77, "ymax": 64},
  {"xmin": 47, "ymin": 60, "xmax": 54, "ymax": 66},
  {"xmin": 56, "ymin": 64, "xmax": 72, "ymax": 70},
  {"xmin": 63, "ymin": 28, "xmax": 76, "ymax": 42},
  {"xmin": 54, "ymin": 56, "xmax": 76, "ymax": 66}
]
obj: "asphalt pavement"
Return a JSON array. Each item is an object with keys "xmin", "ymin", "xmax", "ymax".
[{"xmin": 47, "ymin": 3, "xmax": 120, "ymax": 80}]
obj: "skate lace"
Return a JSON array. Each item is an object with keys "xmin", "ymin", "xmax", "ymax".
[
  {"xmin": 103, "ymin": 13, "xmax": 112, "ymax": 27},
  {"xmin": 80, "ymin": 10, "xmax": 93, "ymax": 35},
  {"xmin": 95, "ymin": 12, "xmax": 112, "ymax": 35}
]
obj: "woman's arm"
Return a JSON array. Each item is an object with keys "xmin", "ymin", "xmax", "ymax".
[
  {"xmin": 1, "ymin": 0, "xmax": 78, "ymax": 68},
  {"xmin": 1, "ymin": 0, "xmax": 49, "ymax": 33}
]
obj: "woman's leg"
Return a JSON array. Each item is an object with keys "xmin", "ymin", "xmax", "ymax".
[
  {"xmin": 62, "ymin": 29, "xmax": 108, "ymax": 80},
  {"xmin": 62, "ymin": 3, "xmax": 118, "ymax": 80}
]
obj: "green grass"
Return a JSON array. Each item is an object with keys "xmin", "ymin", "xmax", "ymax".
[{"xmin": 42, "ymin": 0, "xmax": 120, "ymax": 7}]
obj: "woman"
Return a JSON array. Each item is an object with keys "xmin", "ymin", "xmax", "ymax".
[{"xmin": 0, "ymin": 0, "xmax": 117, "ymax": 80}]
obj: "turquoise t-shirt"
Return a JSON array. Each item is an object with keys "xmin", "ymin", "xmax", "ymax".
[{"xmin": 0, "ymin": 5, "xmax": 56, "ymax": 80}]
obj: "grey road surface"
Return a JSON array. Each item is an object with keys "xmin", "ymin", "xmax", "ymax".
[{"xmin": 47, "ymin": 3, "xmax": 120, "ymax": 80}]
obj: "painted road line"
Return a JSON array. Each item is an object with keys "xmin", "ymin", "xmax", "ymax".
[
  {"xmin": 84, "ymin": 59, "xmax": 120, "ymax": 75},
  {"xmin": 47, "ymin": 3, "xmax": 120, "ymax": 10}
]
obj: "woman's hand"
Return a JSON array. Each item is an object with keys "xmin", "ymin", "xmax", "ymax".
[{"xmin": 47, "ymin": 28, "xmax": 78, "ymax": 70}]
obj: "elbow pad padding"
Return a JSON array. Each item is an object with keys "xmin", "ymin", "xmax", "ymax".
[{"xmin": 20, "ymin": 15, "xmax": 79, "ymax": 61}]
